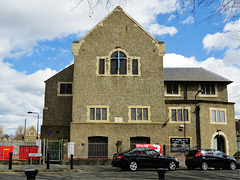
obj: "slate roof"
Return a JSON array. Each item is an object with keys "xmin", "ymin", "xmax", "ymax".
[{"xmin": 164, "ymin": 67, "xmax": 232, "ymax": 84}]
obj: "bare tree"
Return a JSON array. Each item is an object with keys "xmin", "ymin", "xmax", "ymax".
[
  {"xmin": 0, "ymin": 125, "xmax": 3, "ymax": 136},
  {"xmin": 15, "ymin": 125, "xmax": 25, "ymax": 140},
  {"xmin": 74, "ymin": 0, "xmax": 239, "ymax": 24},
  {"xmin": 176, "ymin": 0, "xmax": 240, "ymax": 23}
]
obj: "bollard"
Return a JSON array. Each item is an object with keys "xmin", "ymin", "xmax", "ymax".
[
  {"xmin": 46, "ymin": 152, "xmax": 50, "ymax": 170},
  {"xmin": 9, "ymin": 152, "xmax": 13, "ymax": 170},
  {"xmin": 25, "ymin": 169, "xmax": 38, "ymax": 180},
  {"xmin": 157, "ymin": 169, "xmax": 167, "ymax": 180},
  {"xmin": 70, "ymin": 154, "xmax": 73, "ymax": 170}
]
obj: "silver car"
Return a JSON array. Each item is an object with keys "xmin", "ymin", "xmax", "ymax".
[{"xmin": 233, "ymin": 151, "xmax": 240, "ymax": 167}]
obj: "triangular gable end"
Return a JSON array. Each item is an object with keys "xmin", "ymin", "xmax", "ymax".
[
  {"xmin": 25, "ymin": 125, "xmax": 37, "ymax": 136},
  {"xmin": 72, "ymin": 6, "xmax": 162, "ymax": 56}
]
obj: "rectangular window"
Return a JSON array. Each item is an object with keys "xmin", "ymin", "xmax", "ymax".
[
  {"xmin": 88, "ymin": 106, "xmax": 109, "ymax": 121},
  {"xmin": 119, "ymin": 59, "xmax": 127, "ymax": 74},
  {"xmin": 170, "ymin": 108, "xmax": 190, "ymax": 122},
  {"xmin": 201, "ymin": 84, "xmax": 216, "ymax": 95},
  {"xmin": 211, "ymin": 109, "xmax": 226, "ymax": 123},
  {"xmin": 59, "ymin": 83, "xmax": 72, "ymax": 95},
  {"xmin": 99, "ymin": 59, "xmax": 105, "ymax": 74},
  {"xmin": 166, "ymin": 83, "xmax": 179, "ymax": 95},
  {"xmin": 129, "ymin": 106, "xmax": 150, "ymax": 121},
  {"xmin": 132, "ymin": 59, "xmax": 138, "ymax": 75},
  {"xmin": 111, "ymin": 59, "xmax": 118, "ymax": 74}
]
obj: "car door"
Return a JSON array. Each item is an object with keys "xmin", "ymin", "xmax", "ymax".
[
  {"xmin": 202, "ymin": 150, "xmax": 215, "ymax": 166},
  {"xmin": 213, "ymin": 150, "xmax": 228, "ymax": 167},
  {"xmin": 145, "ymin": 149, "xmax": 159, "ymax": 167},
  {"xmin": 135, "ymin": 149, "xmax": 149, "ymax": 167}
]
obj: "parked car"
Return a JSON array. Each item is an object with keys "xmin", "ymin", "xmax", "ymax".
[
  {"xmin": 112, "ymin": 147, "xmax": 179, "ymax": 171},
  {"xmin": 233, "ymin": 151, "xmax": 240, "ymax": 167},
  {"xmin": 185, "ymin": 149, "xmax": 237, "ymax": 170}
]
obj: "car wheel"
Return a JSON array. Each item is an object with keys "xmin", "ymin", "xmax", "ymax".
[
  {"xmin": 229, "ymin": 161, "xmax": 236, "ymax": 170},
  {"xmin": 129, "ymin": 161, "xmax": 138, "ymax": 171},
  {"xmin": 168, "ymin": 161, "xmax": 177, "ymax": 171},
  {"xmin": 201, "ymin": 162, "xmax": 208, "ymax": 171}
]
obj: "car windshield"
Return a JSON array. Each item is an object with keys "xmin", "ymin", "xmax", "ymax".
[{"xmin": 234, "ymin": 151, "xmax": 240, "ymax": 156}]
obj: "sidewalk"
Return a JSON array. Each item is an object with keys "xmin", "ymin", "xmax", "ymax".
[
  {"xmin": 0, "ymin": 164, "xmax": 123, "ymax": 173},
  {"xmin": 0, "ymin": 163, "xmax": 187, "ymax": 173}
]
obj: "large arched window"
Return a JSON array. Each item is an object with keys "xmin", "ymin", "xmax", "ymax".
[
  {"xmin": 110, "ymin": 51, "xmax": 127, "ymax": 75},
  {"xmin": 97, "ymin": 49, "xmax": 140, "ymax": 76}
]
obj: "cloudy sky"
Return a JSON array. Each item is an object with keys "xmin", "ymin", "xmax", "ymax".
[{"xmin": 0, "ymin": 0, "xmax": 239, "ymax": 136}]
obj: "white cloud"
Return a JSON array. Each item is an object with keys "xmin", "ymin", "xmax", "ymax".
[
  {"xmin": 203, "ymin": 19, "xmax": 240, "ymax": 65},
  {"xmin": 0, "ymin": 0, "xmax": 178, "ymax": 60},
  {"xmin": 148, "ymin": 24, "xmax": 178, "ymax": 37},
  {"xmin": 182, "ymin": 16, "xmax": 194, "ymax": 24},
  {"xmin": 0, "ymin": 60, "xmax": 57, "ymax": 135},
  {"xmin": 164, "ymin": 53, "xmax": 240, "ymax": 119}
]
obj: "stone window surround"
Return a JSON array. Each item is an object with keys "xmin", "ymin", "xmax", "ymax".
[
  {"xmin": 87, "ymin": 105, "xmax": 110, "ymax": 122},
  {"xmin": 168, "ymin": 107, "xmax": 191, "ymax": 123},
  {"xmin": 209, "ymin": 107, "xmax": 227, "ymax": 124},
  {"xmin": 199, "ymin": 83, "xmax": 218, "ymax": 97},
  {"xmin": 57, "ymin": 82, "xmax": 73, "ymax": 96},
  {"xmin": 96, "ymin": 48, "xmax": 141, "ymax": 76},
  {"xmin": 128, "ymin": 106, "xmax": 151, "ymax": 122},
  {"xmin": 164, "ymin": 83, "xmax": 181, "ymax": 97}
]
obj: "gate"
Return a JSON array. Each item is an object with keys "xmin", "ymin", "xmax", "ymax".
[{"xmin": 46, "ymin": 140, "xmax": 63, "ymax": 163}]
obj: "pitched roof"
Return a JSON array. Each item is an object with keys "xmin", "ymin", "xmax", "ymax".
[{"xmin": 164, "ymin": 67, "xmax": 232, "ymax": 84}]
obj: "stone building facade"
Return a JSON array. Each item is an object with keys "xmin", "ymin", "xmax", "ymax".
[{"xmin": 41, "ymin": 7, "xmax": 237, "ymax": 158}]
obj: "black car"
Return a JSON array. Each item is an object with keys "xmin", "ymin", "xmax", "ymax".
[
  {"xmin": 112, "ymin": 147, "xmax": 179, "ymax": 171},
  {"xmin": 185, "ymin": 149, "xmax": 237, "ymax": 170}
]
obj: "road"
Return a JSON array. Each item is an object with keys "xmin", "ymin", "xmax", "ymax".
[{"xmin": 0, "ymin": 169, "xmax": 239, "ymax": 180}]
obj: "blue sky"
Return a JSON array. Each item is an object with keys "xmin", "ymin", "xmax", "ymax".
[{"xmin": 0, "ymin": 0, "xmax": 240, "ymax": 135}]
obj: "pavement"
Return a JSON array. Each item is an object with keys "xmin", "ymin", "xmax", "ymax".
[{"xmin": 0, "ymin": 163, "xmax": 187, "ymax": 173}]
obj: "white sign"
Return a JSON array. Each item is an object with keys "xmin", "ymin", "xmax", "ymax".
[
  {"xmin": 29, "ymin": 153, "xmax": 42, "ymax": 157},
  {"xmin": 115, "ymin": 117, "xmax": 123, "ymax": 122},
  {"xmin": 68, "ymin": 142, "xmax": 75, "ymax": 158}
]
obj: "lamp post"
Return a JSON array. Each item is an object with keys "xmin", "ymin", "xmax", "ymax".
[
  {"xmin": 28, "ymin": 111, "xmax": 39, "ymax": 139},
  {"xmin": 195, "ymin": 89, "xmax": 203, "ymax": 149}
]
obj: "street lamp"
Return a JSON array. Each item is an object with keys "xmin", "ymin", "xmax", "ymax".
[
  {"xmin": 195, "ymin": 89, "xmax": 203, "ymax": 149},
  {"xmin": 28, "ymin": 111, "xmax": 39, "ymax": 139}
]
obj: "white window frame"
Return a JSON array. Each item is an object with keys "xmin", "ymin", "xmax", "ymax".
[
  {"xmin": 199, "ymin": 84, "xmax": 218, "ymax": 97},
  {"xmin": 209, "ymin": 108, "xmax": 227, "ymax": 124},
  {"xmin": 128, "ymin": 106, "xmax": 151, "ymax": 122},
  {"xmin": 57, "ymin": 82, "xmax": 73, "ymax": 96},
  {"xmin": 87, "ymin": 106, "xmax": 110, "ymax": 122},
  {"xmin": 164, "ymin": 83, "xmax": 181, "ymax": 97},
  {"xmin": 169, "ymin": 107, "xmax": 191, "ymax": 123}
]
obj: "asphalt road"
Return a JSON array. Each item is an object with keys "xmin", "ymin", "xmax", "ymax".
[{"xmin": 0, "ymin": 169, "xmax": 239, "ymax": 180}]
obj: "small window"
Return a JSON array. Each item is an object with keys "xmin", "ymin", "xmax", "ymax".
[
  {"xmin": 166, "ymin": 83, "xmax": 179, "ymax": 95},
  {"xmin": 129, "ymin": 107, "xmax": 150, "ymax": 121},
  {"xmin": 88, "ymin": 106, "xmax": 108, "ymax": 121},
  {"xmin": 59, "ymin": 83, "xmax": 72, "ymax": 95},
  {"xmin": 211, "ymin": 109, "xmax": 226, "ymax": 123},
  {"xmin": 170, "ymin": 108, "xmax": 190, "ymax": 122},
  {"xmin": 99, "ymin": 59, "xmax": 105, "ymax": 74},
  {"xmin": 132, "ymin": 59, "xmax": 138, "ymax": 75},
  {"xmin": 201, "ymin": 84, "xmax": 216, "ymax": 95}
]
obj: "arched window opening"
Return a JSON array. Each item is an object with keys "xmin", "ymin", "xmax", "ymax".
[
  {"xmin": 110, "ymin": 51, "xmax": 127, "ymax": 75},
  {"xmin": 213, "ymin": 135, "xmax": 225, "ymax": 153}
]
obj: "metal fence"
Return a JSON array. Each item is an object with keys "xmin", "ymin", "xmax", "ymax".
[{"xmin": 0, "ymin": 141, "xmax": 37, "ymax": 160}]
